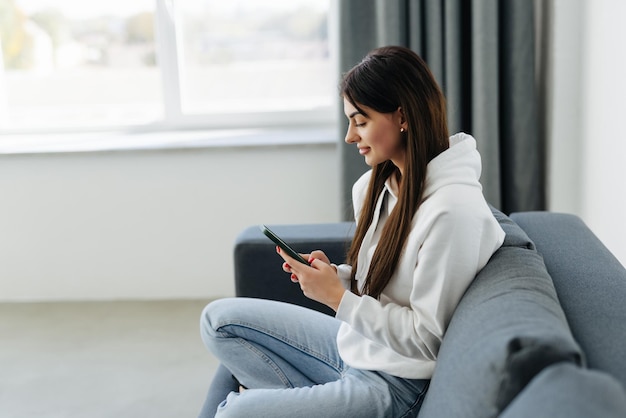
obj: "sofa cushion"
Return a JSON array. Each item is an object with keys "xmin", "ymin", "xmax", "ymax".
[
  {"xmin": 500, "ymin": 363, "xmax": 626, "ymax": 418},
  {"xmin": 511, "ymin": 212, "xmax": 626, "ymax": 388},
  {"xmin": 418, "ymin": 209, "xmax": 583, "ymax": 418},
  {"xmin": 489, "ymin": 205, "xmax": 534, "ymax": 250}
]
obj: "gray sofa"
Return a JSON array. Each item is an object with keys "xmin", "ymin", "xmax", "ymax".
[{"xmin": 203, "ymin": 209, "xmax": 626, "ymax": 417}]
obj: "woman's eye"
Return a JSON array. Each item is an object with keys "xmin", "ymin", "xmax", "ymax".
[{"xmin": 355, "ymin": 121, "xmax": 366, "ymax": 127}]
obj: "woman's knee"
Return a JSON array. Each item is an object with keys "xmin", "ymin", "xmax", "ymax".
[
  {"xmin": 200, "ymin": 297, "xmax": 272, "ymax": 345},
  {"xmin": 200, "ymin": 298, "xmax": 239, "ymax": 346}
]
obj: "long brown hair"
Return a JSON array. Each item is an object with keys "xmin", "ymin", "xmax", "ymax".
[{"xmin": 341, "ymin": 46, "xmax": 449, "ymax": 299}]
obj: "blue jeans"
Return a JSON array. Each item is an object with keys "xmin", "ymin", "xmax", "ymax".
[{"xmin": 199, "ymin": 298, "xmax": 429, "ymax": 418}]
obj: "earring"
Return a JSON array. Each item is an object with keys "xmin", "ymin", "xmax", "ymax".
[{"xmin": 400, "ymin": 127, "xmax": 405, "ymax": 133}]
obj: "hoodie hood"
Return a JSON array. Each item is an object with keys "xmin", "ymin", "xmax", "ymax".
[{"xmin": 421, "ymin": 132, "xmax": 482, "ymax": 201}]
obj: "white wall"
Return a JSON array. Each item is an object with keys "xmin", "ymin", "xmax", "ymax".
[
  {"xmin": 0, "ymin": 143, "xmax": 340, "ymax": 301},
  {"xmin": 548, "ymin": 0, "xmax": 626, "ymax": 267},
  {"xmin": 580, "ymin": 0, "xmax": 626, "ymax": 267},
  {"xmin": 545, "ymin": 0, "xmax": 584, "ymax": 215}
]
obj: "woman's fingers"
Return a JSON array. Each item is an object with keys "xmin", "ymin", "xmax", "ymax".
[{"xmin": 309, "ymin": 250, "xmax": 330, "ymax": 264}]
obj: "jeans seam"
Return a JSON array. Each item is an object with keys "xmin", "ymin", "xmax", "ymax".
[
  {"xmin": 231, "ymin": 335, "xmax": 292, "ymax": 387},
  {"xmin": 215, "ymin": 319, "xmax": 344, "ymax": 374},
  {"xmin": 398, "ymin": 380, "xmax": 430, "ymax": 418}
]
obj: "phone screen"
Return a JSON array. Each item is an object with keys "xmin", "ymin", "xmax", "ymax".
[{"xmin": 260, "ymin": 225, "xmax": 310, "ymax": 265}]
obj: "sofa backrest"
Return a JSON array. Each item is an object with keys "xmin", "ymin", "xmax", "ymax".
[{"xmin": 511, "ymin": 212, "xmax": 626, "ymax": 388}]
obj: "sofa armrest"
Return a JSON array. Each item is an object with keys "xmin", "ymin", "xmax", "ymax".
[
  {"xmin": 511, "ymin": 212, "xmax": 626, "ymax": 387},
  {"xmin": 233, "ymin": 222, "xmax": 355, "ymax": 316}
]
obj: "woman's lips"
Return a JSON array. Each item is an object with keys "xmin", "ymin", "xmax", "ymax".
[{"xmin": 358, "ymin": 147, "xmax": 370, "ymax": 155}]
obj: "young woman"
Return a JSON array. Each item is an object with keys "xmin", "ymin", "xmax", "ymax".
[{"xmin": 199, "ymin": 46, "xmax": 505, "ymax": 417}]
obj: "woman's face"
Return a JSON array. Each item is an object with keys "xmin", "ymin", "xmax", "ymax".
[{"xmin": 343, "ymin": 98, "xmax": 407, "ymax": 171}]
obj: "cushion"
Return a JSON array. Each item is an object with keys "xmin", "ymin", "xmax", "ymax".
[
  {"xmin": 418, "ymin": 209, "xmax": 583, "ymax": 418},
  {"xmin": 511, "ymin": 212, "xmax": 626, "ymax": 387},
  {"xmin": 490, "ymin": 205, "xmax": 534, "ymax": 250},
  {"xmin": 500, "ymin": 363, "xmax": 626, "ymax": 418}
]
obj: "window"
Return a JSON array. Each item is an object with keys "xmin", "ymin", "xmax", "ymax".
[{"xmin": 0, "ymin": 0, "xmax": 335, "ymax": 134}]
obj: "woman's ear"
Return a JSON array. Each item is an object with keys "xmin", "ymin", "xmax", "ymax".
[{"xmin": 397, "ymin": 107, "xmax": 408, "ymax": 130}]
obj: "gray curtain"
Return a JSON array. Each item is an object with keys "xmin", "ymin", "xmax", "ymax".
[{"xmin": 337, "ymin": 0, "xmax": 545, "ymax": 218}]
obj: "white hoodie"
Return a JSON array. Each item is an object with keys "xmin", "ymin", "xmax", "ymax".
[{"xmin": 335, "ymin": 133, "xmax": 505, "ymax": 379}]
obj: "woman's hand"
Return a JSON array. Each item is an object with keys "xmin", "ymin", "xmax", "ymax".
[{"xmin": 277, "ymin": 247, "xmax": 346, "ymax": 312}]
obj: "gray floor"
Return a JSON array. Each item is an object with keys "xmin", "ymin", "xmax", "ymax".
[{"xmin": 0, "ymin": 300, "xmax": 219, "ymax": 418}]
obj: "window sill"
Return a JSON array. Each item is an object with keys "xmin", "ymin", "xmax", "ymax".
[{"xmin": 0, "ymin": 127, "xmax": 338, "ymax": 155}]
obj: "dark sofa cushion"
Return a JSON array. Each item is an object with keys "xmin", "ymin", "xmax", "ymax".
[
  {"xmin": 418, "ymin": 209, "xmax": 583, "ymax": 418},
  {"xmin": 500, "ymin": 363, "xmax": 626, "ymax": 418}
]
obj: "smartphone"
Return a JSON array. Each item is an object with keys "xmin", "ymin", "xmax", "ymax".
[{"xmin": 260, "ymin": 224, "xmax": 310, "ymax": 265}]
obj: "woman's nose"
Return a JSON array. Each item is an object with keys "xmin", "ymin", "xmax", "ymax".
[{"xmin": 344, "ymin": 127, "xmax": 358, "ymax": 144}]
